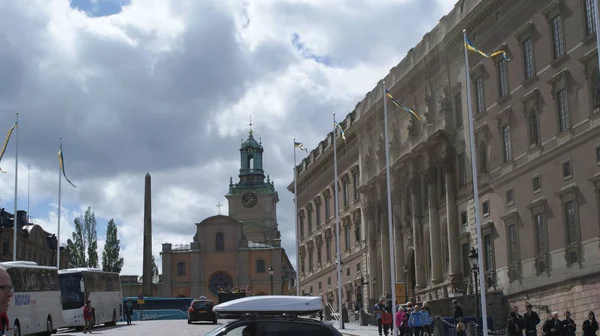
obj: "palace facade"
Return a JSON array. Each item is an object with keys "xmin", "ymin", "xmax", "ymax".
[{"xmin": 291, "ymin": 0, "xmax": 600, "ymax": 326}]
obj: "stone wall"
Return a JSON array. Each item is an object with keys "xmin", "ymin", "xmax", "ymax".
[{"xmin": 425, "ymin": 291, "xmax": 508, "ymax": 330}]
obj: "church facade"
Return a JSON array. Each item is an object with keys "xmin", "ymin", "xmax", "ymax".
[{"xmin": 159, "ymin": 129, "xmax": 296, "ymax": 300}]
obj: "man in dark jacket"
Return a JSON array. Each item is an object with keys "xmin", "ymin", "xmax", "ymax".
[
  {"xmin": 523, "ymin": 304, "xmax": 541, "ymax": 336},
  {"xmin": 542, "ymin": 312, "xmax": 562, "ymax": 336},
  {"xmin": 452, "ymin": 300, "xmax": 464, "ymax": 320}
]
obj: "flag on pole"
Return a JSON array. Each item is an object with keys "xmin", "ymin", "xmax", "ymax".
[
  {"xmin": 464, "ymin": 36, "xmax": 510, "ymax": 61},
  {"xmin": 333, "ymin": 119, "xmax": 346, "ymax": 143},
  {"xmin": 385, "ymin": 89, "xmax": 432, "ymax": 125},
  {"xmin": 0, "ymin": 122, "xmax": 17, "ymax": 173},
  {"xmin": 58, "ymin": 145, "xmax": 77, "ymax": 188},
  {"xmin": 294, "ymin": 141, "xmax": 308, "ymax": 153}
]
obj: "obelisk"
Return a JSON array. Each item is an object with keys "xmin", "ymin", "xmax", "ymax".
[{"xmin": 142, "ymin": 173, "xmax": 153, "ymax": 296}]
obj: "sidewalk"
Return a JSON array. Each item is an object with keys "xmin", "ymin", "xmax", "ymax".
[{"xmin": 326, "ymin": 320, "xmax": 383, "ymax": 336}]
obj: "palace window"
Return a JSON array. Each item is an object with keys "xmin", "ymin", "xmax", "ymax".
[
  {"xmin": 299, "ymin": 214, "xmax": 304, "ymax": 237},
  {"xmin": 308, "ymin": 249, "xmax": 314, "ymax": 271},
  {"xmin": 507, "ymin": 223, "xmax": 519, "ymax": 264},
  {"xmin": 256, "ymin": 259, "xmax": 265, "ymax": 273},
  {"xmin": 307, "ymin": 207, "xmax": 313, "ymax": 232},
  {"xmin": 475, "ymin": 76, "xmax": 486, "ymax": 114},
  {"xmin": 177, "ymin": 262, "xmax": 186, "ymax": 276},
  {"xmin": 522, "ymin": 37, "xmax": 535, "ymax": 80},
  {"xmin": 564, "ymin": 200, "xmax": 579, "ymax": 245},
  {"xmin": 215, "ymin": 232, "xmax": 225, "ymax": 251},
  {"xmin": 326, "ymin": 237, "xmax": 332, "ymax": 261},
  {"xmin": 528, "ymin": 110, "xmax": 540, "ymax": 146},
  {"xmin": 324, "ymin": 194, "xmax": 331, "ymax": 219},
  {"xmin": 585, "ymin": 0, "xmax": 597, "ymax": 36},
  {"xmin": 317, "ymin": 246, "xmax": 322, "ymax": 264},
  {"xmin": 498, "ymin": 58, "xmax": 509, "ymax": 98},
  {"xmin": 455, "ymin": 91, "xmax": 463, "ymax": 128},
  {"xmin": 352, "ymin": 171, "xmax": 359, "ymax": 201},
  {"xmin": 343, "ymin": 180, "xmax": 349, "ymax": 207},
  {"xmin": 457, "ymin": 153, "xmax": 467, "ymax": 187},
  {"xmin": 478, "ymin": 142, "xmax": 488, "ymax": 174},
  {"xmin": 551, "ymin": 14, "xmax": 565, "ymax": 59},
  {"xmin": 502, "ymin": 124, "xmax": 512, "ymax": 163},
  {"xmin": 557, "ymin": 88, "xmax": 570, "ymax": 132},
  {"xmin": 344, "ymin": 225, "xmax": 351, "ymax": 251},
  {"xmin": 483, "ymin": 234, "xmax": 494, "ymax": 272},
  {"xmin": 534, "ymin": 212, "xmax": 548, "ymax": 255},
  {"xmin": 315, "ymin": 200, "xmax": 321, "ymax": 226}
]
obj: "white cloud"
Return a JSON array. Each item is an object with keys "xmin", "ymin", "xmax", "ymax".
[{"xmin": 0, "ymin": 0, "xmax": 452, "ymax": 276}]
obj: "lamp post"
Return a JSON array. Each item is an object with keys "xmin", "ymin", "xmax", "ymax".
[
  {"xmin": 403, "ymin": 265, "xmax": 409, "ymax": 303},
  {"xmin": 469, "ymin": 247, "xmax": 481, "ymax": 334},
  {"xmin": 269, "ymin": 265, "xmax": 275, "ymax": 295},
  {"xmin": 290, "ymin": 269, "xmax": 296, "ymax": 295}
]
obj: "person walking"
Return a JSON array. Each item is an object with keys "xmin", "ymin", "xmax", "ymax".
[
  {"xmin": 125, "ymin": 299, "xmax": 133, "ymax": 325},
  {"xmin": 83, "ymin": 300, "xmax": 94, "ymax": 334},
  {"xmin": 523, "ymin": 304, "xmax": 541, "ymax": 336},
  {"xmin": 408, "ymin": 305, "xmax": 428, "ymax": 336}
]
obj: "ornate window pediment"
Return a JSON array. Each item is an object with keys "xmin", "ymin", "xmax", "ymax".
[
  {"xmin": 548, "ymin": 69, "xmax": 570, "ymax": 91},
  {"xmin": 555, "ymin": 182, "xmax": 578, "ymax": 198},
  {"xmin": 314, "ymin": 196, "xmax": 322, "ymax": 205},
  {"xmin": 475, "ymin": 123, "xmax": 492, "ymax": 143},
  {"xmin": 322, "ymin": 189, "xmax": 331, "ymax": 198},
  {"xmin": 324, "ymin": 228, "xmax": 332, "ymax": 240},
  {"xmin": 315, "ymin": 235, "xmax": 323, "ymax": 248},
  {"xmin": 298, "ymin": 210, "xmax": 305, "ymax": 218},
  {"xmin": 541, "ymin": 0, "xmax": 565, "ymax": 19},
  {"xmin": 470, "ymin": 63, "xmax": 487, "ymax": 80},
  {"xmin": 526, "ymin": 197, "xmax": 547, "ymax": 211},
  {"xmin": 306, "ymin": 203, "xmax": 313, "ymax": 212},
  {"xmin": 495, "ymin": 106, "xmax": 514, "ymax": 127},
  {"xmin": 520, "ymin": 88, "xmax": 540, "ymax": 110},
  {"xmin": 500, "ymin": 209, "xmax": 519, "ymax": 223},
  {"xmin": 307, "ymin": 240, "xmax": 314, "ymax": 251},
  {"xmin": 514, "ymin": 21, "xmax": 535, "ymax": 42}
]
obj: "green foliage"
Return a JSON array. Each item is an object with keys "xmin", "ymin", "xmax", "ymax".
[
  {"xmin": 67, "ymin": 207, "xmax": 99, "ymax": 268},
  {"xmin": 101, "ymin": 219, "xmax": 124, "ymax": 273}
]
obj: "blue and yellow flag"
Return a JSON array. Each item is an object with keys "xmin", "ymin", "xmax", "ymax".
[
  {"xmin": 333, "ymin": 119, "xmax": 346, "ymax": 143},
  {"xmin": 294, "ymin": 141, "xmax": 308, "ymax": 153},
  {"xmin": 385, "ymin": 89, "xmax": 432, "ymax": 125},
  {"xmin": 465, "ymin": 36, "xmax": 510, "ymax": 61},
  {"xmin": 0, "ymin": 121, "xmax": 17, "ymax": 173},
  {"xmin": 58, "ymin": 145, "xmax": 76, "ymax": 188}
]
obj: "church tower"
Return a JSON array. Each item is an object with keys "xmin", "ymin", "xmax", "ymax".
[{"xmin": 225, "ymin": 125, "xmax": 280, "ymax": 243}]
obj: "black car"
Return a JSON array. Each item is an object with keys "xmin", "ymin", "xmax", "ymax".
[
  {"xmin": 187, "ymin": 298, "xmax": 217, "ymax": 324},
  {"xmin": 203, "ymin": 316, "xmax": 342, "ymax": 336}
]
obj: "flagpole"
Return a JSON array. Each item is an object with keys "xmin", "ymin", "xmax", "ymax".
[
  {"xmin": 382, "ymin": 81, "xmax": 397, "ymax": 334},
  {"xmin": 27, "ymin": 164, "xmax": 31, "ymax": 221},
  {"xmin": 12, "ymin": 112, "xmax": 19, "ymax": 262},
  {"xmin": 595, "ymin": 0, "xmax": 600, "ymax": 75},
  {"xmin": 57, "ymin": 136, "xmax": 63, "ymax": 270},
  {"xmin": 463, "ymin": 29, "xmax": 489, "ymax": 336},
  {"xmin": 333, "ymin": 112, "xmax": 344, "ymax": 330},
  {"xmin": 293, "ymin": 138, "xmax": 301, "ymax": 296}
]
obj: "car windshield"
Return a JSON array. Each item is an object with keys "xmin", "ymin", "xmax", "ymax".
[{"xmin": 193, "ymin": 301, "xmax": 213, "ymax": 309}]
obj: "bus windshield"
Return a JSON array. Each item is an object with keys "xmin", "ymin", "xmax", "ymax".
[{"xmin": 59, "ymin": 272, "xmax": 84, "ymax": 310}]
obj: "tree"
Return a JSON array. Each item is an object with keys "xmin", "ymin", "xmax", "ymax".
[
  {"xmin": 85, "ymin": 207, "xmax": 99, "ymax": 268},
  {"xmin": 102, "ymin": 219, "xmax": 124, "ymax": 273},
  {"xmin": 66, "ymin": 207, "xmax": 99, "ymax": 268},
  {"xmin": 67, "ymin": 217, "xmax": 87, "ymax": 268},
  {"xmin": 138, "ymin": 255, "xmax": 160, "ymax": 284}
]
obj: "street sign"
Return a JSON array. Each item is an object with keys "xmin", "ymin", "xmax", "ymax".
[{"xmin": 138, "ymin": 294, "xmax": 144, "ymax": 305}]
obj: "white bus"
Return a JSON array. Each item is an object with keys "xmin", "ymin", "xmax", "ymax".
[
  {"xmin": 0, "ymin": 261, "xmax": 64, "ymax": 336},
  {"xmin": 58, "ymin": 268, "xmax": 122, "ymax": 329}
]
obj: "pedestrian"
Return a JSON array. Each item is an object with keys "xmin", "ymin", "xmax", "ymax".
[
  {"xmin": 0, "ymin": 266, "xmax": 14, "ymax": 335},
  {"xmin": 408, "ymin": 305, "xmax": 426, "ymax": 336},
  {"xmin": 523, "ymin": 304, "xmax": 541, "ymax": 336},
  {"xmin": 582, "ymin": 311, "xmax": 598, "ymax": 336},
  {"xmin": 456, "ymin": 317, "xmax": 466, "ymax": 336},
  {"xmin": 125, "ymin": 299, "xmax": 133, "ymax": 325},
  {"xmin": 374, "ymin": 297, "xmax": 389, "ymax": 336},
  {"xmin": 507, "ymin": 312, "xmax": 524, "ymax": 336},
  {"xmin": 562, "ymin": 311, "xmax": 576, "ymax": 336},
  {"xmin": 542, "ymin": 312, "xmax": 562, "ymax": 336},
  {"xmin": 83, "ymin": 300, "xmax": 94, "ymax": 334},
  {"xmin": 421, "ymin": 302, "xmax": 432, "ymax": 336}
]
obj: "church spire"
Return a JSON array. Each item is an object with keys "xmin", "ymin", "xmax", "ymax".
[{"xmin": 248, "ymin": 114, "xmax": 254, "ymax": 138}]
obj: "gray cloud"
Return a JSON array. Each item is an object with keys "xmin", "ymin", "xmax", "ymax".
[{"xmin": 0, "ymin": 0, "xmax": 451, "ymax": 275}]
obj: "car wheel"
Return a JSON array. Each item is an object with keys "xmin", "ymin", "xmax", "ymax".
[{"xmin": 188, "ymin": 319, "xmax": 191, "ymax": 324}]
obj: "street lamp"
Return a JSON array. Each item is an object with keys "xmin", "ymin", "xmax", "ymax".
[
  {"xmin": 468, "ymin": 247, "xmax": 481, "ymax": 332},
  {"xmin": 290, "ymin": 269, "xmax": 296, "ymax": 294},
  {"xmin": 403, "ymin": 265, "xmax": 409, "ymax": 303},
  {"xmin": 268, "ymin": 265, "xmax": 275, "ymax": 295}
]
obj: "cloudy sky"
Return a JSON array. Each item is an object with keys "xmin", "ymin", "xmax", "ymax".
[{"xmin": 0, "ymin": 0, "xmax": 455, "ymax": 276}]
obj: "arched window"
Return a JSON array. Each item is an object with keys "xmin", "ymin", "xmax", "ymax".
[
  {"xmin": 216, "ymin": 232, "xmax": 224, "ymax": 251},
  {"xmin": 256, "ymin": 259, "xmax": 265, "ymax": 273},
  {"xmin": 177, "ymin": 262, "xmax": 186, "ymax": 275}
]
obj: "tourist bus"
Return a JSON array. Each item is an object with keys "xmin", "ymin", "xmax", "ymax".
[
  {"xmin": 58, "ymin": 268, "xmax": 122, "ymax": 329},
  {"xmin": 0, "ymin": 261, "xmax": 64, "ymax": 336},
  {"xmin": 122, "ymin": 297, "xmax": 193, "ymax": 321}
]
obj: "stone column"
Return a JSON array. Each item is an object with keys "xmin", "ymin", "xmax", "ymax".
[
  {"xmin": 380, "ymin": 203, "xmax": 391, "ymax": 296},
  {"xmin": 190, "ymin": 242, "xmax": 201, "ymax": 297},
  {"xmin": 443, "ymin": 155, "xmax": 462, "ymax": 279},
  {"xmin": 394, "ymin": 215, "xmax": 405, "ymax": 282},
  {"xmin": 366, "ymin": 203, "xmax": 379, "ymax": 299},
  {"xmin": 426, "ymin": 165, "xmax": 443, "ymax": 284},
  {"xmin": 409, "ymin": 176, "xmax": 425, "ymax": 289}
]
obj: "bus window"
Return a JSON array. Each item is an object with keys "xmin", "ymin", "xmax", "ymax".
[{"xmin": 59, "ymin": 273, "xmax": 85, "ymax": 310}]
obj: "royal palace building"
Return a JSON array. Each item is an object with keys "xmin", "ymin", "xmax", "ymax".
[{"xmin": 290, "ymin": 0, "xmax": 600, "ymax": 326}]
